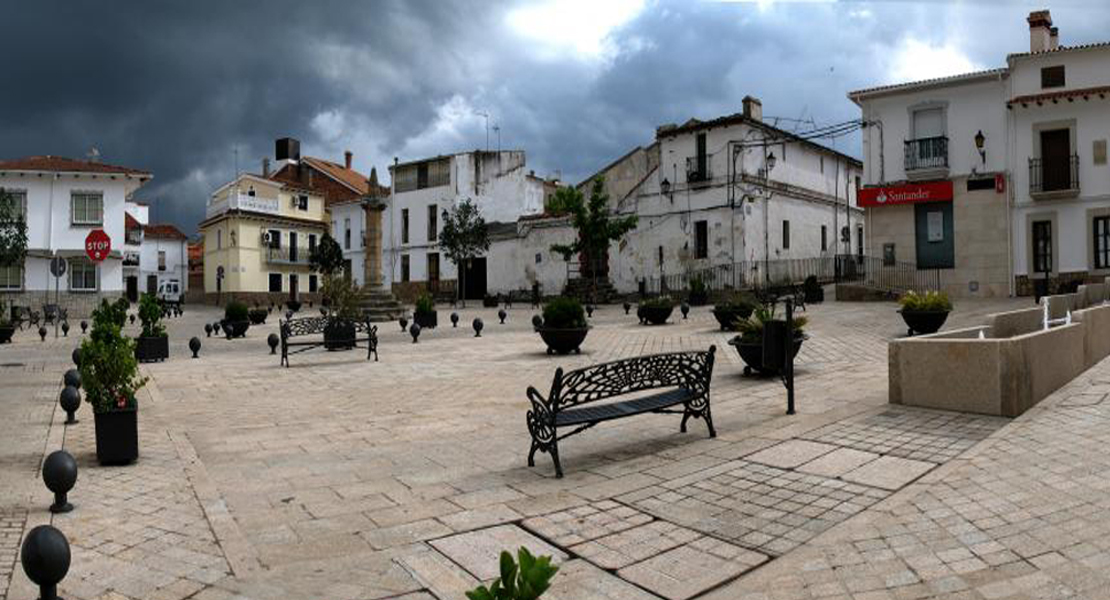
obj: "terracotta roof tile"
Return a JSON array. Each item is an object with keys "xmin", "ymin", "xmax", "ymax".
[
  {"xmin": 0, "ymin": 155, "xmax": 151, "ymax": 176},
  {"xmin": 143, "ymin": 223, "xmax": 188, "ymax": 240}
]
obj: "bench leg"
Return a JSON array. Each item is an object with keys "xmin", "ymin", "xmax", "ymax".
[
  {"xmin": 681, "ymin": 403, "xmax": 717, "ymax": 438},
  {"xmin": 704, "ymin": 403, "xmax": 717, "ymax": 438},
  {"xmin": 527, "ymin": 439, "xmax": 563, "ymax": 478},
  {"xmin": 550, "ymin": 442, "xmax": 563, "ymax": 478},
  {"xmin": 528, "ymin": 440, "xmax": 538, "ymax": 467}
]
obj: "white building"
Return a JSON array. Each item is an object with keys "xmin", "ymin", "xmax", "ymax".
[
  {"xmin": 329, "ymin": 198, "xmax": 366, "ymax": 285},
  {"xmin": 849, "ymin": 9, "xmax": 1110, "ymax": 297},
  {"xmin": 384, "ymin": 150, "xmax": 548, "ymax": 300},
  {"xmin": 0, "ymin": 155, "xmax": 152, "ymax": 314},
  {"xmin": 139, "ymin": 223, "xmax": 189, "ymax": 299}
]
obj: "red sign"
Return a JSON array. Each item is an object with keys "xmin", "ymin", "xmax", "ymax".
[
  {"xmin": 859, "ymin": 181, "xmax": 953, "ymax": 207},
  {"xmin": 995, "ymin": 173, "xmax": 1006, "ymax": 194},
  {"xmin": 85, "ymin": 229, "xmax": 111, "ymax": 262}
]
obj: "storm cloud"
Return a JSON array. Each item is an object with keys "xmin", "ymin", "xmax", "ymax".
[{"xmin": 2, "ymin": 0, "xmax": 1108, "ymax": 234}]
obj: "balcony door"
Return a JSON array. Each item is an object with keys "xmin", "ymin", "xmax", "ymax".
[
  {"xmin": 289, "ymin": 232, "xmax": 298, "ymax": 263},
  {"xmin": 1041, "ymin": 129, "xmax": 1071, "ymax": 191}
]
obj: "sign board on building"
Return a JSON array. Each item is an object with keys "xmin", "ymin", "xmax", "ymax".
[
  {"xmin": 858, "ymin": 181, "xmax": 954, "ymax": 207},
  {"xmin": 927, "ymin": 211, "xmax": 944, "ymax": 242},
  {"xmin": 85, "ymin": 230, "xmax": 111, "ymax": 262}
]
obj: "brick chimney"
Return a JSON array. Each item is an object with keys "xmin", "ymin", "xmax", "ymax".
[
  {"xmin": 262, "ymin": 158, "xmax": 270, "ymax": 178},
  {"xmin": 344, "ymin": 150, "xmax": 353, "ymax": 170},
  {"xmin": 1027, "ymin": 10, "xmax": 1053, "ymax": 53},
  {"xmin": 742, "ymin": 96, "xmax": 763, "ymax": 122}
]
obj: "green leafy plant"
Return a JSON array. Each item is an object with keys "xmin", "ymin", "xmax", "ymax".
[
  {"xmin": 466, "ymin": 548, "xmax": 559, "ymax": 600},
  {"xmin": 0, "ymin": 188, "xmax": 28, "ymax": 273},
  {"xmin": 549, "ymin": 177, "xmax": 637, "ymax": 284},
  {"xmin": 309, "ymin": 233, "xmax": 345, "ymax": 276},
  {"xmin": 898, "ymin": 290, "xmax": 952, "ymax": 312},
  {"xmin": 736, "ymin": 303, "xmax": 808, "ymax": 343},
  {"xmin": 321, "ymin": 275, "xmax": 363, "ymax": 321},
  {"xmin": 541, "ymin": 297, "xmax": 586, "ymax": 329},
  {"xmin": 137, "ymin": 293, "xmax": 166, "ymax": 338},
  {"xmin": 225, "ymin": 300, "xmax": 250, "ymax": 322},
  {"xmin": 715, "ymin": 293, "xmax": 757, "ymax": 312},
  {"xmin": 248, "ymin": 307, "xmax": 268, "ymax": 323},
  {"xmin": 440, "ymin": 198, "xmax": 490, "ymax": 307},
  {"xmin": 0, "ymin": 298, "xmax": 9, "ymax": 327},
  {"xmin": 414, "ymin": 292, "xmax": 435, "ymax": 315},
  {"xmin": 79, "ymin": 299, "xmax": 147, "ymax": 413},
  {"xmin": 640, "ymin": 295, "xmax": 676, "ymax": 310}
]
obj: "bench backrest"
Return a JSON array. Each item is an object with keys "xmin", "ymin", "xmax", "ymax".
[
  {"xmin": 281, "ymin": 316, "xmax": 374, "ymax": 337},
  {"xmin": 550, "ymin": 346, "xmax": 715, "ymax": 410}
]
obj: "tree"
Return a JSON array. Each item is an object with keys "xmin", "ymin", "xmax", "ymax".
[
  {"xmin": 439, "ymin": 198, "xmax": 489, "ymax": 307},
  {"xmin": 309, "ymin": 233, "xmax": 345, "ymax": 277},
  {"xmin": 0, "ymin": 188, "xmax": 28, "ymax": 270},
  {"xmin": 549, "ymin": 177, "xmax": 637, "ymax": 299}
]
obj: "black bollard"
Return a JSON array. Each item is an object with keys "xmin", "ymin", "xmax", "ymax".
[
  {"xmin": 63, "ymin": 369, "xmax": 81, "ymax": 389},
  {"xmin": 532, "ymin": 315, "xmax": 544, "ymax": 329},
  {"xmin": 59, "ymin": 386, "xmax": 80, "ymax": 425},
  {"xmin": 586, "ymin": 305, "xmax": 594, "ymax": 318},
  {"xmin": 399, "ymin": 317, "xmax": 408, "ymax": 332},
  {"xmin": 473, "ymin": 318, "xmax": 484, "ymax": 337},
  {"xmin": 450, "ymin": 312, "xmax": 459, "ymax": 328},
  {"xmin": 80, "ymin": 320, "xmax": 88, "ymax": 334},
  {"xmin": 409, "ymin": 323, "xmax": 421, "ymax": 343},
  {"xmin": 71, "ymin": 348, "xmax": 81, "ymax": 368},
  {"xmin": 39, "ymin": 326, "xmax": 47, "ymax": 341},
  {"xmin": 189, "ymin": 337, "xmax": 201, "ymax": 358},
  {"xmin": 498, "ymin": 309, "xmax": 507, "ymax": 324},
  {"xmin": 623, "ymin": 301, "xmax": 631, "ymax": 315},
  {"xmin": 61, "ymin": 322, "xmax": 69, "ymax": 337},
  {"xmin": 204, "ymin": 323, "xmax": 213, "ymax": 338},
  {"xmin": 42, "ymin": 450, "xmax": 77, "ymax": 513},
  {"xmin": 267, "ymin": 333, "xmax": 279, "ymax": 354},
  {"xmin": 681, "ymin": 302, "xmax": 690, "ymax": 319},
  {"xmin": 21, "ymin": 524, "xmax": 71, "ymax": 600}
]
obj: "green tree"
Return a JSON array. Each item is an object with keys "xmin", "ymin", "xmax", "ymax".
[
  {"xmin": 309, "ymin": 233, "xmax": 345, "ymax": 276},
  {"xmin": 549, "ymin": 177, "xmax": 637, "ymax": 298},
  {"xmin": 0, "ymin": 188, "xmax": 28, "ymax": 271},
  {"xmin": 439, "ymin": 198, "xmax": 489, "ymax": 307}
]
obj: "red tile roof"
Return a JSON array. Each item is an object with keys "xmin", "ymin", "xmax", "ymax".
[
  {"xmin": 125, "ymin": 213, "xmax": 141, "ymax": 230},
  {"xmin": 143, "ymin": 223, "xmax": 187, "ymax": 240},
  {"xmin": 0, "ymin": 155, "xmax": 151, "ymax": 176},
  {"xmin": 302, "ymin": 157, "xmax": 371, "ymax": 195}
]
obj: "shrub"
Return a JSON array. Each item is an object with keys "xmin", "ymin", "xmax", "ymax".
[
  {"xmin": 248, "ymin": 308, "xmax": 268, "ymax": 324},
  {"xmin": 899, "ymin": 290, "xmax": 952, "ymax": 312},
  {"xmin": 137, "ymin": 293, "xmax": 166, "ymax": 338},
  {"xmin": 689, "ymin": 277, "xmax": 707, "ymax": 295},
  {"xmin": 79, "ymin": 300, "xmax": 147, "ymax": 413},
  {"xmin": 715, "ymin": 293, "xmax": 757, "ymax": 312},
  {"xmin": 321, "ymin": 275, "xmax": 363, "ymax": 321},
  {"xmin": 542, "ymin": 297, "xmax": 586, "ymax": 329},
  {"xmin": 415, "ymin": 292, "xmax": 435, "ymax": 315},
  {"xmin": 640, "ymin": 295, "xmax": 675, "ymax": 310},
  {"xmin": 225, "ymin": 300, "xmax": 249, "ymax": 322},
  {"xmin": 0, "ymin": 298, "xmax": 8, "ymax": 326},
  {"xmin": 466, "ymin": 547, "xmax": 559, "ymax": 600},
  {"xmin": 736, "ymin": 304, "xmax": 808, "ymax": 343}
]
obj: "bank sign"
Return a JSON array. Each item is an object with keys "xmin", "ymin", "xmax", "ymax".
[{"xmin": 859, "ymin": 181, "xmax": 953, "ymax": 207}]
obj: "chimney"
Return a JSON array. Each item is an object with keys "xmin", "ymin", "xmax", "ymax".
[
  {"xmin": 1050, "ymin": 26, "xmax": 1059, "ymax": 50},
  {"xmin": 275, "ymin": 137, "xmax": 300, "ymax": 163},
  {"xmin": 262, "ymin": 158, "xmax": 270, "ymax": 178},
  {"xmin": 344, "ymin": 150, "xmax": 353, "ymax": 170},
  {"xmin": 742, "ymin": 96, "xmax": 763, "ymax": 122},
  {"xmin": 1027, "ymin": 10, "xmax": 1053, "ymax": 53}
]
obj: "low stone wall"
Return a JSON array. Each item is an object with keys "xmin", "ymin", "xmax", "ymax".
[{"xmin": 987, "ymin": 306, "xmax": 1043, "ymax": 338}]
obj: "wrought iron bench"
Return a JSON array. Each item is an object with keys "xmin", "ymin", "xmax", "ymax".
[
  {"xmin": 526, "ymin": 346, "xmax": 717, "ymax": 477},
  {"xmin": 10, "ymin": 306, "xmax": 34, "ymax": 330},
  {"xmin": 279, "ymin": 316, "xmax": 378, "ymax": 367},
  {"xmin": 42, "ymin": 304, "xmax": 67, "ymax": 324}
]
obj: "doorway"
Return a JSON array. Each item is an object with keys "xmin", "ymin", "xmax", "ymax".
[
  {"xmin": 462, "ymin": 257, "xmax": 487, "ymax": 300},
  {"xmin": 146, "ymin": 275, "xmax": 158, "ymax": 296},
  {"xmin": 126, "ymin": 276, "xmax": 138, "ymax": 303},
  {"xmin": 1040, "ymin": 129, "xmax": 1072, "ymax": 191},
  {"xmin": 289, "ymin": 274, "xmax": 299, "ymax": 301}
]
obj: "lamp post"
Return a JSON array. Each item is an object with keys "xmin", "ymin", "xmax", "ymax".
[{"xmin": 974, "ymin": 130, "xmax": 986, "ymax": 164}]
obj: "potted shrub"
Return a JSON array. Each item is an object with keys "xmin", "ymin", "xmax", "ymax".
[
  {"xmin": 712, "ymin": 293, "xmax": 756, "ymax": 331},
  {"xmin": 638, "ymin": 296, "xmax": 675, "ymax": 325},
  {"xmin": 728, "ymin": 304, "xmax": 808, "ymax": 376},
  {"xmin": 80, "ymin": 299, "xmax": 147, "ymax": 465},
  {"xmin": 687, "ymin": 276, "xmax": 709, "ymax": 306},
  {"xmin": 248, "ymin": 307, "xmax": 268, "ymax": 325},
  {"xmin": 222, "ymin": 300, "xmax": 251, "ymax": 338},
  {"xmin": 898, "ymin": 290, "xmax": 952, "ymax": 336},
  {"xmin": 286, "ymin": 299, "xmax": 302, "ymax": 312},
  {"xmin": 322, "ymin": 275, "xmax": 361, "ymax": 350},
  {"xmin": 413, "ymin": 292, "xmax": 437, "ymax": 329},
  {"xmin": 535, "ymin": 296, "xmax": 589, "ymax": 355},
  {"xmin": 803, "ymin": 275, "xmax": 824, "ymax": 303},
  {"xmin": 483, "ymin": 293, "xmax": 500, "ymax": 308},
  {"xmin": 0, "ymin": 299, "xmax": 13, "ymax": 344},
  {"xmin": 134, "ymin": 293, "xmax": 169, "ymax": 362}
]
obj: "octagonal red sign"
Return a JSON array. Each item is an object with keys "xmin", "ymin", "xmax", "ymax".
[{"xmin": 85, "ymin": 229, "xmax": 111, "ymax": 262}]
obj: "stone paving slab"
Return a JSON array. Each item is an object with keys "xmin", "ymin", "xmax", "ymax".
[
  {"xmin": 745, "ymin": 440, "xmax": 839, "ymax": 469},
  {"xmin": 838, "ymin": 455, "xmax": 936, "ymax": 491},
  {"xmin": 616, "ymin": 537, "xmax": 767, "ymax": 600},
  {"xmin": 430, "ymin": 524, "xmax": 569, "ymax": 581},
  {"xmin": 570, "ymin": 520, "xmax": 702, "ymax": 570},
  {"xmin": 521, "ymin": 500, "xmax": 653, "ymax": 547},
  {"xmin": 796, "ymin": 447, "xmax": 879, "ymax": 478}
]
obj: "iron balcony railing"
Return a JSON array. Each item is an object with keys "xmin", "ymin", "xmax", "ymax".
[
  {"xmin": 833, "ymin": 255, "xmax": 942, "ymax": 294},
  {"xmin": 264, "ymin": 245, "xmax": 311, "ymax": 265},
  {"xmin": 904, "ymin": 136, "xmax": 948, "ymax": 172},
  {"xmin": 685, "ymin": 156, "xmax": 712, "ymax": 184},
  {"xmin": 1029, "ymin": 155, "xmax": 1079, "ymax": 194}
]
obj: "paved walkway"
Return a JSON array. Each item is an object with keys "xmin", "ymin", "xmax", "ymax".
[{"xmin": 6, "ymin": 296, "xmax": 1102, "ymax": 599}]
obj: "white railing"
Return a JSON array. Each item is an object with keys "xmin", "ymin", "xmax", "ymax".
[{"xmin": 206, "ymin": 194, "xmax": 280, "ymax": 219}]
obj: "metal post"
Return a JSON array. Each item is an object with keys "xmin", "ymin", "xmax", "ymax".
[
  {"xmin": 54, "ymin": 262, "xmax": 59, "ymax": 339},
  {"xmin": 785, "ymin": 298, "xmax": 795, "ymax": 415}
]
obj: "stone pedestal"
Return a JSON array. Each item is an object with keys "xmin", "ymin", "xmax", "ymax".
[{"xmin": 358, "ymin": 197, "xmax": 406, "ymax": 321}]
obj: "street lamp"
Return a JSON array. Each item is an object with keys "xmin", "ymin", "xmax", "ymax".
[
  {"xmin": 974, "ymin": 130, "xmax": 986, "ymax": 163},
  {"xmin": 660, "ymin": 178, "xmax": 671, "ymax": 202},
  {"xmin": 765, "ymin": 152, "xmax": 777, "ymax": 175}
]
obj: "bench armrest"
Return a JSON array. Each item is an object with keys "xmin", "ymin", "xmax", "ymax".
[{"xmin": 526, "ymin": 385, "xmax": 556, "ymax": 445}]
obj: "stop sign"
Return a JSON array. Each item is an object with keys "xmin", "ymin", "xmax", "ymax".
[{"xmin": 85, "ymin": 230, "xmax": 111, "ymax": 262}]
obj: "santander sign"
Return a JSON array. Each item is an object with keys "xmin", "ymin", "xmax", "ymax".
[{"xmin": 859, "ymin": 181, "xmax": 953, "ymax": 208}]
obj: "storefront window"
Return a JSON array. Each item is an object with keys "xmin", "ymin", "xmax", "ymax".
[{"xmin": 1033, "ymin": 221, "xmax": 1052, "ymax": 273}]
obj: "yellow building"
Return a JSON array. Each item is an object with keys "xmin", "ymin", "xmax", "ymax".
[{"xmin": 199, "ymin": 173, "xmax": 328, "ymax": 303}]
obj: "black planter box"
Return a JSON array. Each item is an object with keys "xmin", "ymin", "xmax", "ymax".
[
  {"xmin": 414, "ymin": 310, "xmax": 438, "ymax": 329},
  {"xmin": 224, "ymin": 320, "xmax": 250, "ymax": 338},
  {"xmin": 899, "ymin": 310, "xmax": 949, "ymax": 336},
  {"xmin": 729, "ymin": 335, "xmax": 805, "ymax": 376},
  {"xmin": 248, "ymin": 309, "xmax": 268, "ymax": 325},
  {"xmin": 134, "ymin": 336, "xmax": 169, "ymax": 362},
  {"xmin": 537, "ymin": 327, "xmax": 589, "ymax": 355},
  {"xmin": 688, "ymin": 291, "xmax": 709, "ymax": 306},
  {"xmin": 482, "ymin": 296, "xmax": 500, "ymax": 308},
  {"xmin": 711, "ymin": 306, "xmax": 754, "ymax": 331},
  {"xmin": 94, "ymin": 409, "xmax": 139, "ymax": 466},
  {"xmin": 324, "ymin": 320, "xmax": 357, "ymax": 351},
  {"xmin": 639, "ymin": 305, "xmax": 674, "ymax": 325},
  {"xmin": 286, "ymin": 300, "xmax": 302, "ymax": 312},
  {"xmin": 0, "ymin": 325, "xmax": 13, "ymax": 344}
]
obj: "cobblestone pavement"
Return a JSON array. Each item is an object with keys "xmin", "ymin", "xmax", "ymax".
[{"xmin": 9, "ymin": 295, "xmax": 1104, "ymax": 599}]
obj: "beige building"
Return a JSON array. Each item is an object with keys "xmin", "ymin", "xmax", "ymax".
[{"xmin": 198, "ymin": 173, "xmax": 328, "ymax": 303}]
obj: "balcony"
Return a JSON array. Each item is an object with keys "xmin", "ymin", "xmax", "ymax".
[
  {"xmin": 685, "ymin": 156, "xmax": 712, "ymax": 186},
  {"xmin": 903, "ymin": 137, "xmax": 948, "ymax": 180},
  {"xmin": 206, "ymin": 193, "xmax": 280, "ymax": 219},
  {"xmin": 1029, "ymin": 155, "xmax": 1079, "ymax": 199},
  {"xmin": 264, "ymin": 245, "xmax": 312, "ymax": 266}
]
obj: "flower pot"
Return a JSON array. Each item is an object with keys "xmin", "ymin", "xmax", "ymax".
[
  {"xmin": 899, "ymin": 309, "xmax": 949, "ymax": 336},
  {"xmin": 323, "ymin": 320, "xmax": 356, "ymax": 351},
  {"xmin": 248, "ymin": 309, "xmax": 268, "ymax": 325},
  {"xmin": 134, "ymin": 336, "xmax": 169, "ymax": 363},
  {"xmin": 728, "ymin": 334, "xmax": 805, "ymax": 376},
  {"xmin": 286, "ymin": 300, "xmax": 302, "ymax": 312},
  {"xmin": 639, "ymin": 305, "xmax": 674, "ymax": 325},
  {"xmin": 712, "ymin": 306, "xmax": 754, "ymax": 331},
  {"xmin": 414, "ymin": 310, "xmax": 438, "ymax": 329},
  {"xmin": 0, "ymin": 324, "xmax": 13, "ymax": 344},
  {"xmin": 225, "ymin": 320, "xmax": 250, "ymax": 338},
  {"xmin": 94, "ymin": 409, "xmax": 138, "ymax": 466},
  {"xmin": 536, "ymin": 326, "xmax": 589, "ymax": 355},
  {"xmin": 688, "ymin": 290, "xmax": 709, "ymax": 306}
]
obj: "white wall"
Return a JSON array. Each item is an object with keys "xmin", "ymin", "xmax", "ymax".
[
  {"xmin": 139, "ymin": 237, "xmax": 188, "ymax": 293},
  {"xmin": 330, "ymin": 201, "xmax": 366, "ymax": 286}
]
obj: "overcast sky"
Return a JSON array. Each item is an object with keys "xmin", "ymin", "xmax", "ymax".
[{"xmin": 2, "ymin": 0, "xmax": 1108, "ymax": 234}]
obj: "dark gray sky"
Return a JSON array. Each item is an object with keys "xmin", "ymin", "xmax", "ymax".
[{"xmin": 2, "ymin": 1, "xmax": 1107, "ymax": 234}]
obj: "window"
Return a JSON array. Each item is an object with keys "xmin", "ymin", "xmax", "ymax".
[
  {"xmin": 782, "ymin": 220, "xmax": 791, "ymax": 250},
  {"xmin": 401, "ymin": 209, "xmax": 409, "ymax": 244},
  {"xmin": 344, "ymin": 218, "xmax": 351, "ymax": 250},
  {"xmin": 269, "ymin": 273, "xmax": 282, "ymax": 292},
  {"xmin": 1095, "ymin": 217, "xmax": 1110, "ymax": 269},
  {"xmin": 857, "ymin": 225, "xmax": 864, "ymax": 258},
  {"xmin": 309, "ymin": 274, "xmax": 318, "ymax": 292},
  {"xmin": 70, "ymin": 192, "xmax": 103, "ymax": 225},
  {"xmin": 0, "ymin": 262, "xmax": 22, "ymax": 290},
  {"xmin": 308, "ymin": 234, "xmax": 317, "ymax": 257},
  {"xmin": 393, "ymin": 159, "xmax": 451, "ymax": 193},
  {"xmin": 217, "ymin": 229, "xmax": 222, "ymax": 250},
  {"xmin": 401, "ymin": 254, "xmax": 410, "ymax": 282},
  {"xmin": 157, "ymin": 250, "xmax": 166, "ymax": 271},
  {"xmin": 1, "ymin": 190, "xmax": 26, "ymax": 219},
  {"xmin": 247, "ymin": 187, "xmax": 255, "ymax": 197},
  {"xmin": 1033, "ymin": 220, "xmax": 1052, "ymax": 273},
  {"xmin": 821, "ymin": 225, "xmax": 828, "ymax": 251},
  {"xmin": 69, "ymin": 259, "xmax": 97, "ymax": 291},
  {"xmin": 269, "ymin": 229, "xmax": 281, "ymax": 249},
  {"xmin": 912, "ymin": 107, "xmax": 944, "ymax": 139},
  {"xmin": 694, "ymin": 220, "xmax": 708, "ymax": 259},
  {"xmin": 288, "ymin": 274, "xmax": 297, "ymax": 293},
  {"xmin": 289, "ymin": 232, "xmax": 298, "ymax": 262},
  {"xmin": 297, "ymin": 195, "xmax": 309, "ymax": 211},
  {"xmin": 428, "ymin": 205, "xmax": 438, "ymax": 242},
  {"xmin": 820, "ymin": 156, "xmax": 825, "ymax": 174},
  {"xmin": 1041, "ymin": 65, "xmax": 1065, "ymax": 89},
  {"xmin": 658, "ymin": 245, "xmax": 664, "ymax": 267},
  {"xmin": 428, "ymin": 252, "xmax": 440, "ymax": 282}
]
